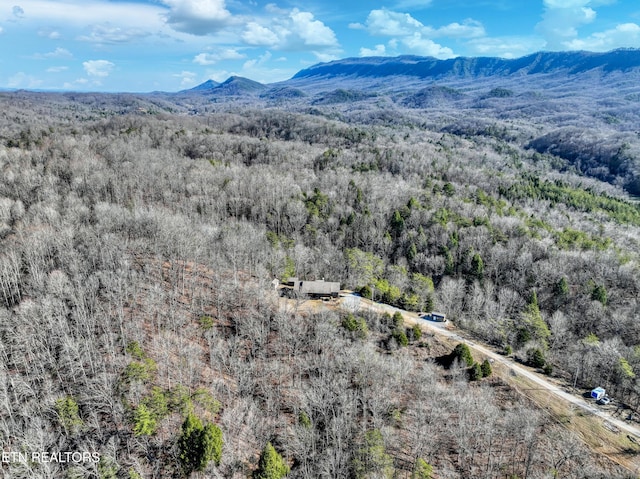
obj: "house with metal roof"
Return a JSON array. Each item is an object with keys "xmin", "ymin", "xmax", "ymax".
[{"xmin": 287, "ymin": 278, "xmax": 340, "ymax": 298}]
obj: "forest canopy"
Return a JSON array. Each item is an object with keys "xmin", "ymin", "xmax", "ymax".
[{"xmin": 0, "ymin": 92, "xmax": 639, "ymax": 478}]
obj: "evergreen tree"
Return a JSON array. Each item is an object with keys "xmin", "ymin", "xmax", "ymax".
[
  {"xmin": 201, "ymin": 423, "xmax": 223, "ymax": 468},
  {"xmin": 55, "ymin": 396, "xmax": 83, "ymax": 434},
  {"xmin": 411, "ymin": 458, "xmax": 433, "ymax": 479},
  {"xmin": 178, "ymin": 412, "xmax": 223, "ymax": 475},
  {"xmin": 407, "ymin": 242, "xmax": 418, "ymax": 261},
  {"xmin": 591, "ymin": 283, "xmax": 607, "ymax": 306},
  {"xmin": 522, "ymin": 290, "xmax": 550, "ymax": 348},
  {"xmin": 392, "ymin": 311, "xmax": 404, "ymax": 328},
  {"xmin": 528, "ymin": 348, "xmax": 546, "ymax": 369},
  {"xmin": 132, "ymin": 404, "xmax": 156, "ymax": 436},
  {"xmin": 469, "ymin": 362, "xmax": 483, "ymax": 381},
  {"xmin": 452, "ymin": 343, "xmax": 474, "ymax": 367},
  {"xmin": 470, "ymin": 252, "xmax": 484, "ymax": 280},
  {"xmin": 390, "ymin": 210, "xmax": 405, "ymax": 237},
  {"xmin": 353, "ymin": 430, "xmax": 394, "ymax": 479},
  {"xmin": 253, "ymin": 442, "xmax": 289, "ymax": 479},
  {"xmin": 443, "ymin": 248, "xmax": 455, "ymax": 275},
  {"xmin": 555, "ymin": 277, "xmax": 569, "ymax": 298},
  {"xmin": 481, "ymin": 359, "xmax": 493, "ymax": 378},
  {"xmin": 392, "ymin": 328, "xmax": 409, "ymax": 347},
  {"xmin": 411, "ymin": 324, "xmax": 422, "ymax": 341}
]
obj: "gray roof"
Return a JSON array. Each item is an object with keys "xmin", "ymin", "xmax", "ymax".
[{"xmin": 293, "ymin": 280, "xmax": 340, "ymax": 295}]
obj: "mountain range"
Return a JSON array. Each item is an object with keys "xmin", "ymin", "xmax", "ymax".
[
  {"xmin": 173, "ymin": 49, "xmax": 640, "ymax": 197},
  {"xmin": 183, "ymin": 48, "xmax": 640, "ymax": 96},
  {"xmin": 178, "ymin": 48, "xmax": 640, "ymax": 133},
  {"xmin": 5, "ymin": 49, "xmax": 640, "ymax": 195}
]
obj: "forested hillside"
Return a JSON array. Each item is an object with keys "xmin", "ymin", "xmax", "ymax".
[{"xmin": 1, "ymin": 91, "xmax": 640, "ymax": 478}]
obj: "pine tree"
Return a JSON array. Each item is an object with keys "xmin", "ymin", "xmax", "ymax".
[
  {"xmin": 591, "ymin": 283, "xmax": 607, "ymax": 306},
  {"xmin": 469, "ymin": 362, "xmax": 483, "ymax": 381},
  {"xmin": 481, "ymin": 359, "xmax": 492, "ymax": 377},
  {"xmin": 132, "ymin": 404, "xmax": 156, "ymax": 436},
  {"xmin": 470, "ymin": 252, "xmax": 484, "ymax": 280},
  {"xmin": 253, "ymin": 442, "xmax": 289, "ymax": 479},
  {"xmin": 178, "ymin": 412, "xmax": 223, "ymax": 474},
  {"xmin": 555, "ymin": 277, "xmax": 569, "ymax": 298},
  {"xmin": 390, "ymin": 210, "xmax": 405, "ymax": 237},
  {"xmin": 452, "ymin": 343, "xmax": 474, "ymax": 367},
  {"xmin": 522, "ymin": 290, "xmax": 550, "ymax": 348},
  {"xmin": 201, "ymin": 423, "xmax": 223, "ymax": 468}
]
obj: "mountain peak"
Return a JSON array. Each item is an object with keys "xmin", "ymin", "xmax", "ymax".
[{"xmin": 183, "ymin": 79, "xmax": 219, "ymax": 93}]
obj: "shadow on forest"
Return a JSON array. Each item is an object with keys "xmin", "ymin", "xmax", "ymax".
[{"xmin": 434, "ymin": 352, "xmax": 456, "ymax": 369}]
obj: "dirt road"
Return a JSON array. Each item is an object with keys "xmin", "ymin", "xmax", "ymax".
[{"xmin": 340, "ymin": 293, "xmax": 640, "ymax": 439}]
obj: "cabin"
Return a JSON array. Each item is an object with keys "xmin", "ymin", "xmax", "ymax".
[
  {"xmin": 430, "ymin": 312, "xmax": 447, "ymax": 322},
  {"xmin": 287, "ymin": 277, "xmax": 340, "ymax": 299},
  {"xmin": 591, "ymin": 387, "xmax": 606, "ymax": 400}
]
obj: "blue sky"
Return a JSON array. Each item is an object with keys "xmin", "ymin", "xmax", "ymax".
[{"xmin": 1, "ymin": 0, "xmax": 639, "ymax": 92}]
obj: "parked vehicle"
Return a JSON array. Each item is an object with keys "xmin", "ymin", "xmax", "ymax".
[
  {"xmin": 421, "ymin": 312, "xmax": 447, "ymax": 322},
  {"xmin": 591, "ymin": 387, "xmax": 606, "ymax": 400}
]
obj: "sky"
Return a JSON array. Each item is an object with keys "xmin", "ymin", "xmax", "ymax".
[{"xmin": 0, "ymin": 0, "xmax": 639, "ymax": 92}]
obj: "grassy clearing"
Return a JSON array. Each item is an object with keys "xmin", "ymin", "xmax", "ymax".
[{"xmin": 506, "ymin": 369, "xmax": 640, "ymax": 473}]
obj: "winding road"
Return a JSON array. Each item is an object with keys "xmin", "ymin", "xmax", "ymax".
[{"xmin": 340, "ymin": 293, "xmax": 640, "ymax": 439}]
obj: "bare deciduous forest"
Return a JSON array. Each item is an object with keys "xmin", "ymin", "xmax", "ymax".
[{"xmin": 1, "ymin": 63, "xmax": 640, "ymax": 479}]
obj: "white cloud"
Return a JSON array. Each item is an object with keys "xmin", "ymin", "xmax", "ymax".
[
  {"xmin": 242, "ymin": 22, "xmax": 279, "ymax": 45},
  {"xmin": 362, "ymin": 8, "xmax": 458, "ymax": 59},
  {"xmin": 467, "ymin": 36, "xmax": 545, "ymax": 58},
  {"xmin": 173, "ymin": 70, "xmax": 197, "ymax": 87},
  {"xmin": 542, "ymin": 0, "xmax": 613, "ymax": 7},
  {"xmin": 242, "ymin": 50, "xmax": 271, "ymax": 69},
  {"xmin": 360, "ymin": 44, "xmax": 388, "ymax": 56},
  {"xmin": 564, "ymin": 23, "xmax": 640, "ymax": 50},
  {"xmin": 538, "ymin": 0, "xmax": 638, "ymax": 51},
  {"xmin": 289, "ymin": 9, "xmax": 338, "ymax": 47},
  {"xmin": 206, "ymin": 69, "xmax": 230, "ymax": 82},
  {"xmin": 238, "ymin": 54, "xmax": 298, "ymax": 83},
  {"xmin": 402, "ymin": 33, "xmax": 455, "ymax": 58},
  {"xmin": 83, "ymin": 59, "xmax": 114, "ymax": 77},
  {"xmin": 160, "ymin": 0, "xmax": 232, "ymax": 35},
  {"xmin": 46, "ymin": 66, "xmax": 69, "ymax": 73},
  {"xmin": 63, "ymin": 78, "xmax": 89, "ymax": 89},
  {"xmin": 38, "ymin": 28, "xmax": 61, "ymax": 39},
  {"xmin": 78, "ymin": 24, "xmax": 150, "ymax": 44},
  {"xmin": 241, "ymin": 7, "xmax": 339, "ymax": 51},
  {"xmin": 264, "ymin": 3, "xmax": 287, "ymax": 15},
  {"xmin": 537, "ymin": 1, "xmax": 598, "ymax": 49},
  {"xmin": 0, "ymin": 1, "xmax": 165, "ymax": 28},
  {"xmin": 8, "ymin": 72, "xmax": 42, "ymax": 88},
  {"xmin": 365, "ymin": 9, "xmax": 484, "ymax": 40},
  {"xmin": 12, "ymin": 6, "xmax": 25, "ymax": 18},
  {"xmin": 40, "ymin": 47, "xmax": 73, "ymax": 59},
  {"xmin": 194, "ymin": 48, "xmax": 245, "ymax": 65},
  {"xmin": 430, "ymin": 20, "xmax": 485, "ymax": 39},
  {"xmin": 366, "ymin": 9, "xmax": 424, "ymax": 37},
  {"xmin": 312, "ymin": 51, "xmax": 339, "ymax": 62}
]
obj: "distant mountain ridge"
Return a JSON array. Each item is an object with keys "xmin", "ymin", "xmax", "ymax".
[
  {"xmin": 292, "ymin": 48, "xmax": 640, "ymax": 81},
  {"xmin": 183, "ymin": 49, "xmax": 640, "ymax": 98}
]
